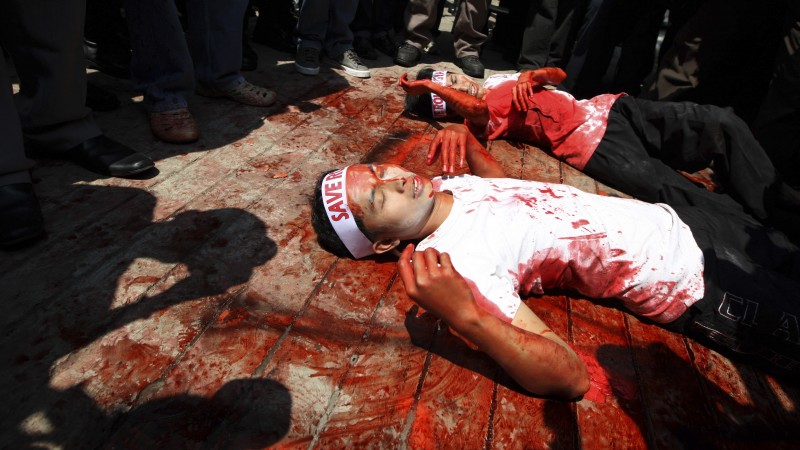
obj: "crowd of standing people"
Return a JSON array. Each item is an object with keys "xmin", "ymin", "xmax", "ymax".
[{"xmin": 2, "ymin": 0, "xmax": 797, "ymax": 254}]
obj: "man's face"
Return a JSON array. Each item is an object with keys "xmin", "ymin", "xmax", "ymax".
[
  {"xmin": 446, "ymin": 73, "xmax": 486, "ymax": 99},
  {"xmin": 346, "ymin": 164, "xmax": 436, "ymax": 241}
]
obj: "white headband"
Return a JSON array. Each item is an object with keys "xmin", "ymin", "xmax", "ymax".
[
  {"xmin": 430, "ymin": 70, "xmax": 447, "ymax": 118},
  {"xmin": 321, "ymin": 167, "xmax": 375, "ymax": 259}
]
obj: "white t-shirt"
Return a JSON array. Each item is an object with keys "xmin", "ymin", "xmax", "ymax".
[
  {"xmin": 416, "ymin": 175, "xmax": 705, "ymax": 324},
  {"xmin": 482, "ymin": 73, "xmax": 520, "ymax": 90}
]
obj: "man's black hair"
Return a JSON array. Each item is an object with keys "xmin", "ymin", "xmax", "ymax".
[
  {"xmin": 311, "ymin": 169, "xmax": 375, "ymax": 259},
  {"xmin": 404, "ymin": 67, "xmax": 435, "ymax": 118}
]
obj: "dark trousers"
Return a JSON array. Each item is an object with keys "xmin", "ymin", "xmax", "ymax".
[
  {"xmin": 584, "ymin": 95, "xmax": 800, "ymax": 375},
  {"xmin": 516, "ymin": 0, "xmax": 577, "ymax": 70},
  {"xmin": 0, "ymin": 0, "xmax": 101, "ymax": 186}
]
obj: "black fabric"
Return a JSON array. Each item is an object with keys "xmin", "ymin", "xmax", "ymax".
[
  {"xmin": 586, "ymin": 96, "xmax": 800, "ymax": 242},
  {"xmin": 584, "ymin": 95, "xmax": 800, "ymax": 375},
  {"xmin": 674, "ymin": 205, "xmax": 800, "ymax": 376}
]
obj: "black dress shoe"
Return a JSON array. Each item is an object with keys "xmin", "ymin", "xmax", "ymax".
[
  {"xmin": 83, "ymin": 38, "xmax": 131, "ymax": 79},
  {"xmin": 456, "ymin": 55, "xmax": 485, "ymax": 78},
  {"xmin": 395, "ymin": 43, "xmax": 422, "ymax": 67},
  {"xmin": 66, "ymin": 135, "xmax": 155, "ymax": 177},
  {"xmin": 0, "ymin": 183, "xmax": 44, "ymax": 248}
]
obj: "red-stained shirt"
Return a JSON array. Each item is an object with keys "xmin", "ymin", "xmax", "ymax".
[
  {"xmin": 467, "ymin": 78, "xmax": 623, "ymax": 170},
  {"xmin": 417, "ymin": 175, "xmax": 705, "ymax": 324}
]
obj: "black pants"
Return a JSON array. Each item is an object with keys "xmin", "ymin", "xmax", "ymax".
[{"xmin": 584, "ymin": 95, "xmax": 800, "ymax": 375}]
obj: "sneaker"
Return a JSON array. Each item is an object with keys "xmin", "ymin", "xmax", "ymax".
[
  {"xmin": 353, "ymin": 37, "xmax": 378, "ymax": 60},
  {"xmin": 332, "ymin": 49, "xmax": 371, "ymax": 78},
  {"xmin": 456, "ymin": 55, "xmax": 485, "ymax": 78},
  {"xmin": 394, "ymin": 43, "xmax": 422, "ymax": 67},
  {"xmin": 295, "ymin": 47, "xmax": 320, "ymax": 75},
  {"xmin": 372, "ymin": 34, "xmax": 398, "ymax": 58}
]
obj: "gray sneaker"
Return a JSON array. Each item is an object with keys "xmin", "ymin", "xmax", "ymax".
[
  {"xmin": 295, "ymin": 47, "xmax": 320, "ymax": 75},
  {"xmin": 333, "ymin": 49, "xmax": 371, "ymax": 78}
]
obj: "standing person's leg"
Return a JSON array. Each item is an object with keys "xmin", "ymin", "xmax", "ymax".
[
  {"xmin": 751, "ymin": 1, "xmax": 800, "ymax": 189},
  {"xmin": 187, "ymin": 0, "xmax": 248, "ymax": 91},
  {"xmin": 295, "ymin": 0, "xmax": 330, "ymax": 75},
  {"xmin": 561, "ymin": 0, "xmax": 623, "ymax": 98},
  {"xmin": 324, "ymin": 0, "xmax": 360, "ymax": 57},
  {"xmin": 670, "ymin": 205, "xmax": 800, "ymax": 377},
  {"xmin": 547, "ymin": 0, "xmax": 579, "ymax": 69},
  {"xmin": 0, "ymin": 50, "xmax": 42, "ymax": 246},
  {"xmin": 352, "ymin": 0, "xmax": 379, "ymax": 60},
  {"xmin": 516, "ymin": 0, "xmax": 559, "ymax": 71},
  {"xmin": 8, "ymin": 0, "xmax": 152, "ymax": 175},
  {"xmin": 372, "ymin": 0, "xmax": 400, "ymax": 57},
  {"xmin": 609, "ymin": 1, "xmax": 665, "ymax": 96},
  {"xmin": 125, "ymin": 0, "xmax": 199, "ymax": 143},
  {"xmin": 125, "ymin": 0, "xmax": 194, "ymax": 114},
  {"xmin": 0, "ymin": 53, "xmax": 35, "ymax": 187},
  {"xmin": 560, "ymin": 0, "xmax": 603, "ymax": 92},
  {"xmin": 452, "ymin": 0, "xmax": 488, "ymax": 78},
  {"xmin": 394, "ymin": 0, "xmax": 438, "ymax": 67},
  {"xmin": 189, "ymin": 0, "xmax": 277, "ymax": 105},
  {"xmin": 325, "ymin": 0, "xmax": 371, "ymax": 78},
  {"xmin": 4, "ymin": 0, "xmax": 100, "ymax": 150}
]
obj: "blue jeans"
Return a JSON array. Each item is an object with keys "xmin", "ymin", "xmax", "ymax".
[
  {"xmin": 296, "ymin": 0, "xmax": 359, "ymax": 57},
  {"xmin": 125, "ymin": 0, "xmax": 248, "ymax": 112}
]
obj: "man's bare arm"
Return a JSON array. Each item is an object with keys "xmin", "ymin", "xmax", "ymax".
[
  {"xmin": 428, "ymin": 124, "xmax": 505, "ymax": 177},
  {"xmin": 399, "ymin": 74, "xmax": 490, "ymax": 127},
  {"xmin": 397, "ymin": 245, "xmax": 590, "ymax": 399}
]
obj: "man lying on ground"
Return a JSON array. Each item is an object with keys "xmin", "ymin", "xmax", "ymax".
[
  {"xmin": 310, "ymin": 122, "xmax": 800, "ymax": 400},
  {"xmin": 399, "ymin": 68, "xmax": 800, "ymax": 246}
]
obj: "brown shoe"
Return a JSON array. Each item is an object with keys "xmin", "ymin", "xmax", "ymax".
[
  {"xmin": 197, "ymin": 81, "xmax": 277, "ymax": 107},
  {"xmin": 149, "ymin": 108, "xmax": 200, "ymax": 144}
]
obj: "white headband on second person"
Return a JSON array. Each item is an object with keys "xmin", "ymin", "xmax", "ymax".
[
  {"xmin": 321, "ymin": 167, "xmax": 375, "ymax": 259},
  {"xmin": 430, "ymin": 70, "xmax": 447, "ymax": 118}
]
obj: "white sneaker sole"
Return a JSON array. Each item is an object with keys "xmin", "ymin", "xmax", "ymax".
[
  {"xmin": 295, "ymin": 62, "xmax": 320, "ymax": 76},
  {"xmin": 340, "ymin": 65, "xmax": 371, "ymax": 78}
]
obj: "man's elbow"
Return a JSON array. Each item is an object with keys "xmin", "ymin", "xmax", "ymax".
[
  {"xmin": 564, "ymin": 365, "xmax": 590, "ymax": 399},
  {"xmin": 520, "ymin": 362, "xmax": 590, "ymax": 400}
]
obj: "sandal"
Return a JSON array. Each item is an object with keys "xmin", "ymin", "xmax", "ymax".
[{"xmin": 198, "ymin": 81, "xmax": 277, "ymax": 107}]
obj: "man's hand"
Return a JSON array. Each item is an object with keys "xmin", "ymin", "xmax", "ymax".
[
  {"xmin": 428, "ymin": 124, "xmax": 505, "ymax": 178},
  {"xmin": 512, "ymin": 72, "xmax": 539, "ymax": 111},
  {"xmin": 397, "ymin": 244, "xmax": 479, "ymax": 330},
  {"xmin": 512, "ymin": 67, "xmax": 568, "ymax": 111},
  {"xmin": 399, "ymin": 73, "xmax": 433, "ymax": 96},
  {"xmin": 428, "ymin": 124, "xmax": 471, "ymax": 174}
]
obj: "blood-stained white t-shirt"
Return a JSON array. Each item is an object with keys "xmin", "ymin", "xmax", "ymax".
[{"xmin": 416, "ymin": 175, "xmax": 705, "ymax": 324}]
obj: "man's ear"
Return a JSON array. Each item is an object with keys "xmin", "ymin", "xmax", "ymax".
[{"xmin": 373, "ymin": 238, "xmax": 401, "ymax": 254}]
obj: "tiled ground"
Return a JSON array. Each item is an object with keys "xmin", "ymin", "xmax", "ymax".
[{"xmin": 3, "ymin": 15, "xmax": 800, "ymax": 450}]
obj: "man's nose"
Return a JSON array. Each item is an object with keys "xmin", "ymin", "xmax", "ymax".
[{"xmin": 379, "ymin": 176, "xmax": 406, "ymax": 191}]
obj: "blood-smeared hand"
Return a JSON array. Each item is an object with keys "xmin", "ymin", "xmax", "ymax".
[
  {"xmin": 399, "ymin": 73, "xmax": 432, "ymax": 96},
  {"xmin": 512, "ymin": 67, "xmax": 567, "ymax": 111},
  {"xmin": 397, "ymin": 244, "xmax": 479, "ymax": 331},
  {"xmin": 427, "ymin": 124, "xmax": 471, "ymax": 174}
]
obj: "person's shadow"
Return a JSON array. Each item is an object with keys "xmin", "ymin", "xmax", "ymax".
[
  {"xmin": 0, "ymin": 177, "xmax": 291, "ymax": 448},
  {"xmin": 596, "ymin": 342, "xmax": 800, "ymax": 448}
]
